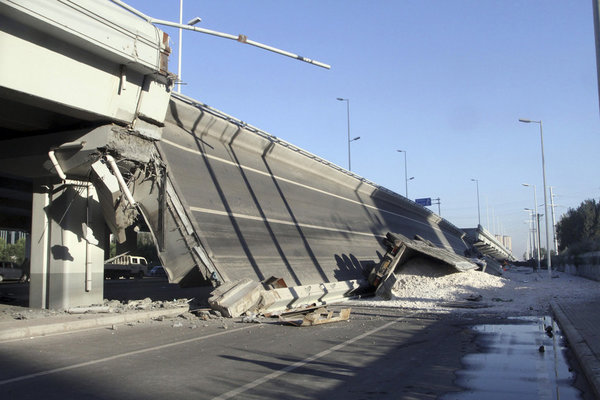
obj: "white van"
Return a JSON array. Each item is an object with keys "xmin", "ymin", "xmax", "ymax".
[{"xmin": 104, "ymin": 254, "xmax": 149, "ymax": 279}]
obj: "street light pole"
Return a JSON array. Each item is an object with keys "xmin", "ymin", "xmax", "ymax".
[
  {"xmin": 522, "ymin": 209, "xmax": 533, "ymax": 260},
  {"xmin": 177, "ymin": 0, "xmax": 183, "ymax": 93},
  {"xmin": 523, "ymin": 183, "xmax": 541, "ymax": 271},
  {"xmin": 471, "ymin": 178, "xmax": 481, "ymax": 227},
  {"xmin": 396, "ymin": 150, "xmax": 409, "ymax": 197},
  {"xmin": 519, "ymin": 118, "xmax": 552, "ymax": 277},
  {"xmin": 337, "ymin": 98, "xmax": 359, "ymax": 171}
]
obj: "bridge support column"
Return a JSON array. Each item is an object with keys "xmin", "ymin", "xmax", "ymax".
[{"xmin": 30, "ymin": 182, "xmax": 105, "ymax": 309}]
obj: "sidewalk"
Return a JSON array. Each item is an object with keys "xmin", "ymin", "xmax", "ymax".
[
  {"xmin": 552, "ymin": 299, "xmax": 600, "ymax": 399},
  {"xmin": 0, "ymin": 304, "xmax": 189, "ymax": 341}
]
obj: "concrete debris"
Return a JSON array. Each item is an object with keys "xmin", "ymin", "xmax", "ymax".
[
  {"xmin": 261, "ymin": 276, "xmax": 288, "ymax": 289},
  {"xmin": 207, "ymin": 277, "xmax": 365, "ymax": 318},
  {"xmin": 258, "ymin": 279, "xmax": 365, "ymax": 315},
  {"xmin": 191, "ymin": 309, "xmax": 224, "ymax": 320},
  {"xmin": 370, "ymin": 232, "xmax": 479, "ymax": 300},
  {"xmin": 478, "ymin": 256, "xmax": 504, "ymax": 276},
  {"xmin": 442, "ymin": 301, "xmax": 491, "ymax": 309},
  {"xmin": 241, "ymin": 312, "xmax": 262, "ymax": 324},
  {"xmin": 55, "ymin": 298, "xmax": 194, "ymax": 315},
  {"xmin": 67, "ymin": 306, "xmax": 111, "ymax": 314},
  {"xmin": 279, "ymin": 307, "xmax": 351, "ymax": 327},
  {"xmin": 465, "ymin": 294, "xmax": 483, "ymax": 302},
  {"xmin": 208, "ymin": 278, "xmax": 262, "ymax": 318},
  {"xmin": 491, "ymin": 297, "xmax": 513, "ymax": 303}
]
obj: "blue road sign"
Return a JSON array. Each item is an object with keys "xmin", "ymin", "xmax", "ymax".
[{"xmin": 415, "ymin": 197, "xmax": 432, "ymax": 206}]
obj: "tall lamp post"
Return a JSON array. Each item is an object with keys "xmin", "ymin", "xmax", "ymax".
[
  {"xmin": 175, "ymin": 0, "xmax": 202, "ymax": 94},
  {"xmin": 519, "ymin": 118, "xmax": 552, "ymax": 277},
  {"xmin": 396, "ymin": 150, "xmax": 414, "ymax": 198},
  {"xmin": 523, "ymin": 183, "xmax": 541, "ymax": 271},
  {"xmin": 471, "ymin": 178, "xmax": 481, "ymax": 227},
  {"xmin": 337, "ymin": 98, "xmax": 360, "ymax": 171},
  {"xmin": 177, "ymin": 0, "xmax": 183, "ymax": 93}
]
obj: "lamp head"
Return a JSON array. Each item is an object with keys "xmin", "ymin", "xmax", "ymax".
[{"xmin": 187, "ymin": 17, "xmax": 202, "ymax": 25}]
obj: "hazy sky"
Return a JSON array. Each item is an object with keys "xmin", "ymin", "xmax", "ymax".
[{"xmin": 124, "ymin": 0, "xmax": 600, "ymax": 259}]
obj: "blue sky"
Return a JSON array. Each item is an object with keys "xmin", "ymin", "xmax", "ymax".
[{"xmin": 124, "ymin": 1, "xmax": 600, "ymax": 259}]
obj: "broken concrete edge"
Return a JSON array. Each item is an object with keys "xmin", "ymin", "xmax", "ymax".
[
  {"xmin": 551, "ymin": 302, "xmax": 600, "ymax": 400},
  {"xmin": 208, "ymin": 278, "xmax": 369, "ymax": 318},
  {"xmin": 371, "ymin": 232, "xmax": 480, "ymax": 298},
  {"xmin": 259, "ymin": 279, "xmax": 367, "ymax": 315},
  {"xmin": 208, "ymin": 278, "xmax": 263, "ymax": 318},
  {"xmin": 0, "ymin": 306, "xmax": 189, "ymax": 341}
]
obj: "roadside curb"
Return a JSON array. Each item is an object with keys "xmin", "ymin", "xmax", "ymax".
[
  {"xmin": 551, "ymin": 301, "xmax": 600, "ymax": 399},
  {"xmin": 0, "ymin": 306, "xmax": 189, "ymax": 341}
]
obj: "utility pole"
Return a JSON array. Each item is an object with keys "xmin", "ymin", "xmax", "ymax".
[
  {"xmin": 537, "ymin": 213, "xmax": 543, "ymax": 265},
  {"xmin": 550, "ymin": 186, "xmax": 558, "ymax": 255}
]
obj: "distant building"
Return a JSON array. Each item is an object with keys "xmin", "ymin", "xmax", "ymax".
[
  {"xmin": 492, "ymin": 234, "xmax": 512, "ymax": 252},
  {"xmin": 0, "ymin": 230, "xmax": 27, "ymax": 245},
  {"xmin": 502, "ymin": 236, "xmax": 512, "ymax": 252}
]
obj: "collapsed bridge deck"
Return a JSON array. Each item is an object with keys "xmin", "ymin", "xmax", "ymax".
[{"xmin": 136, "ymin": 94, "xmax": 470, "ymax": 287}]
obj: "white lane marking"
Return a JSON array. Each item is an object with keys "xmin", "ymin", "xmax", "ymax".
[
  {"xmin": 0, "ymin": 325, "xmax": 259, "ymax": 386},
  {"xmin": 190, "ymin": 206, "xmax": 384, "ymax": 239},
  {"xmin": 161, "ymin": 138, "xmax": 441, "ymax": 233},
  {"xmin": 212, "ymin": 315, "xmax": 408, "ymax": 400}
]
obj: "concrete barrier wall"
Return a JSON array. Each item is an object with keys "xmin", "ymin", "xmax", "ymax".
[{"xmin": 555, "ymin": 252, "xmax": 600, "ymax": 282}]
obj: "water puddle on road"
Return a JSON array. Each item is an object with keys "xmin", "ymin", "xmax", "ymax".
[{"xmin": 442, "ymin": 316, "xmax": 583, "ymax": 400}]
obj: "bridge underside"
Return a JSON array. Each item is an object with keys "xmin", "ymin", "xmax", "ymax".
[{"xmin": 463, "ymin": 226, "xmax": 513, "ymax": 261}]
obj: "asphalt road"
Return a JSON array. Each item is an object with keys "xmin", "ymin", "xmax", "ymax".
[
  {"xmin": 0, "ymin": 305, "xmax": 474, "ymax": 400},
  {"xmin": 0, "ymin": 279, "xmax": 593, "ymax": 400},
  {"xmin": 0, "ymin": 280, "xmax": 592, "ymax": 399}
]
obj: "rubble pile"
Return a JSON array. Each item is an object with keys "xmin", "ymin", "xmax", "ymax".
[
  {"xmin": 102, "ymin": 298, "xmax": 191, "ymax": 313},
  {"xmin": 354, "ymin": 260, "xmax": 600, "ymax": 316}
]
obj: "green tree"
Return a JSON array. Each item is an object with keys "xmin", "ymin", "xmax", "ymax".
[
  {"xmin": 136, "ymin": 232, "xmax": 159, "ymax": 265},
  {"xmin": 0, "ymin": 237, "xmax": 27, "ymax": 265},
  {"xmin": 556, "ymin": 199, "xmax": 600, "ymax": 254}
]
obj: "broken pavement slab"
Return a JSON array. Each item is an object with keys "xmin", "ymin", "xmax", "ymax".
[
  {"xmin": 279, "ymin": 307, "xmax": 351, "ymax": 327},
  {"xmin": 397, "ymin": 234, "xmax": 478, "ymax": 273}
]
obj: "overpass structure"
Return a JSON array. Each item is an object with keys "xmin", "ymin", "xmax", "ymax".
[
  {"xmin": 463, "ymin": 225, "xmax": 514, "ymax": 261},
  {"xmin": 0, "ymin": 0, "xmax": 473, "ymax": 309}
]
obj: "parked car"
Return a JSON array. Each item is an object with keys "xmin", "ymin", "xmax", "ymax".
[
  {"xmin": 0, "ymin": 261, "xmax": 24, "ymax": 282},
  {"xmin": 149, "ymin": 266, "xmax": 167, "ymax": 278}
]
